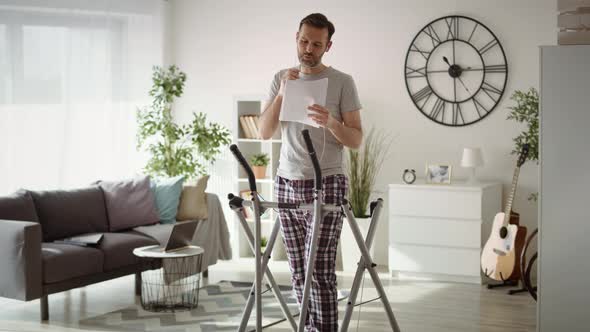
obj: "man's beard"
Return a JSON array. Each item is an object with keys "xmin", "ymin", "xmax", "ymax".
[{"xmin": 298, "ymin": 52, "xmax": 322, "ymax": 68}]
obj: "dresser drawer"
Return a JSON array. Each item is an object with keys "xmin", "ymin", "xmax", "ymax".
[
  {"xmin": 389, "ymin": 187, "xmax": 482, "ymax": 220},
  {"xmin": 390, "ymin": 215, "xmax": 481, "ymax": 248},
  {"xmin": 389, "ymin": 244, "xmax": 481, "ymax": 277}
]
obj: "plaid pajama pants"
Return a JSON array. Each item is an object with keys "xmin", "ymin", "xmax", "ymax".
[{"xmin": 275, "ymin": 174, "xmax": 348, "ymax": 332}]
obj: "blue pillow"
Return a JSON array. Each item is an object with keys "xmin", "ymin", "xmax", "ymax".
[{"xmin": 150, "ymin": 176, "xmax": 185, "ymax": 224}]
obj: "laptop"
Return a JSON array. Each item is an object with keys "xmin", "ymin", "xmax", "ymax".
[{"xmin": 162, "ymin": 221, "xmax": 198, "ymax": 252}]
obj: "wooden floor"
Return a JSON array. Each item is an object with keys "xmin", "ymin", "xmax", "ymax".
[{"xmin": 0, "ymin": 260, "xmax": 536, "ymax": 332}]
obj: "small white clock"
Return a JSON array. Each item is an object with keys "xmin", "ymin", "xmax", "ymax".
[{"xmin": 403, "ymin": 169, "xmax": 416, "ymax": 184}]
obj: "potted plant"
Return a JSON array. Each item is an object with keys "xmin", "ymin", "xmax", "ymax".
[
  {"xmin": 136, "ymin": 65, "xmax": 231, "ymax": 180},
  {"xmin": 507, "ymin": 87, "xmax": 539, "ymax": 201},
  {"xmin": 260, "ymin": 236, "xmax": 268, "ymax": 254},
  {"xmin": 340, "ymin": 127, "xmax": 394, "ymax": 272},
  {"xmin": 250, "ymin": 153, "xmax": 270, "ymax": 179}
]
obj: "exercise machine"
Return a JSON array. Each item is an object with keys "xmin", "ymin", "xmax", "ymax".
[{"xmin": 227, "ymin": 129, "xmax": 401, "ymax": 332}]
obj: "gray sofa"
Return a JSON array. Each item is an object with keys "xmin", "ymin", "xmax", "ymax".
[{"xmin": 0, "ymin": 186, "xmax": 201, "ymax": 320}]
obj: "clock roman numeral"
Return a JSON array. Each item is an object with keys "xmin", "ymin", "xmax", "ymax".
[
  {"xmin": 405, "ymin": 66, "xmax": 426, "ymax": 78},
  {"xmin": 481, "ymin": 81, "xmax": 503, "ymax": 102},
  {"xmin": 423, "ymin": 25, "xmax": 442, "ymax": 48},
  {"xmin": 430, "ymin": 98, "xmax": 445, "ymax": 121},
  {"xmin": 445, "ymin": 17, "xmax": 459, "ymax": 40},
  {"xmin": 473, "ymin": 96, "xmax": 489, "ymax": 117},
  {"xmin": 479, "ymin": 39, "xmax": 499, "ymax": 54},
  {"xmin": 484, "ymin": 64, "xmax": 507, "ymax": 73},
  {"xmin": 467, "ymin": 23, "xmax": 478, "ymax": 43},
  {"xmin": 452, "ymin": 103, "xmax": 465, "ymax": 125},
  {"xmin": 409, "ymin": 44, "xmax": 430, "ymax": 61},
  {"xmin": 412, "ymin": 85, "xmax": 433, "ymax": 105}
]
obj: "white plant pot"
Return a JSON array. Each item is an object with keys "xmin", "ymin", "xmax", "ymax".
[
  {"xmin": 339, "ymin": 217, "xmax": 374, "ymax": 273},
  {"xmin": 272, "ymin": 235, "xmax": 288, "ymax": 261}
]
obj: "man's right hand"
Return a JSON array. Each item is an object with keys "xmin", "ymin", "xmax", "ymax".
[{"xmin": 278, "ymin": 68, "xmax": 300, "ymax": 96}]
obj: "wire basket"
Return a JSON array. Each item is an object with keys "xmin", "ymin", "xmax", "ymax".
[{"xmin": 140, "ymin": 255, "xmax": 202, "ymax": 312}]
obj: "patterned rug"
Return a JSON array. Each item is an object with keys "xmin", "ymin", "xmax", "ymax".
[{"xmin": 80, "ymin": 281, "xmax": 350, "ymax": 332}]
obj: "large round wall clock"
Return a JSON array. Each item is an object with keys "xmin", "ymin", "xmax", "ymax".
[{"xmin": 405, "ymin": 16, "xmax": 508, "ymax": 126}]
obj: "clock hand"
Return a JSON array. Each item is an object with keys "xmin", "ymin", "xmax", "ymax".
[
  {"xmin": 453, "ymin": 39, "xmax": 457, "ymax": 63},
  {"xmin": 444, "ymin": 57, "xmax": 472, "ymax": 72},
  {"xmin": 443, "ymin": 56, "xmax": 461, "ymax": 79},
  {"xmin": 443, "ymin": 56, "xmax": 451, "ymax": 67},
  {"xmin": 454, "ymin": 77, "xmax": 457, "ymax": 102},
  {"xmin": 443, "ymin": 56, "xmax": 470, "ymax": 92},
  {"xmin": 457, "ymin": 77, "xmax": 471, "ymax": 93},
  {"xmin": 426, "ymin": 62, "xmax": 472, "ymax": 74},
  {"xmin": 444, "ymin": 56, "xmax": 470, "ymax": 94}
]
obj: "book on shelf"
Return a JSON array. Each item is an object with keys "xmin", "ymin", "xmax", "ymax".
[
  {"xmin": 253, "ymin": 116, "xmax": 261, "ymax": 136},
  {"xmin": 246, "ymin": 115, "xmax": 259, "ymax": 139},
  {"xmin": 239, "ymin": 114, "xmax": 261, "ymax": 139},
  {"xmin": 239, "ymin": 116, "xmax": 253, "ymax": 139},
  {"xmin": 246, "ymin": 115, "xmax": 257, "ymax": 138}
]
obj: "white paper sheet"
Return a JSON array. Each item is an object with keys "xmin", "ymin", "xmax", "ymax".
[{"xmin": 279, "ymin": 78, "xmax": 328, "ymax": 128}]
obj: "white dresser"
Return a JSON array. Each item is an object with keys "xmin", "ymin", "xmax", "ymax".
[{"xmin": 388, "ymin": 181, "xmax": 501, "ymax": 284}]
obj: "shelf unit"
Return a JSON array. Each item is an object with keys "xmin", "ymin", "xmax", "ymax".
[{"xmin": 233, "ymin": 96, "xmax": 286, "ymax": 260}]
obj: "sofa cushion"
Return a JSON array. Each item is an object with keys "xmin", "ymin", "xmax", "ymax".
[
  {"xmin": 98, "ymin": 176, "xmax": 160, "ymax": 232},
  {"xmin": 0, "ymin": 189, "xmax": 39, "ymax": 222},
  {"xmin": 176, "ymin": 175, "xmax": 209, "ymax": 221},
  {"xmin": 97, "ymin": 232, "xmax": 159, "ymax": 271},
  {"xmin": 151, "ymin": 176, "xmax": 185, "ymax": 224},
  {"xmin": 31, "ymin": 187, "xmax": 109, "ymax": 242},
  {"xmin": 42, "ymin": 243, "xmax": 104, "ymax": 283}
]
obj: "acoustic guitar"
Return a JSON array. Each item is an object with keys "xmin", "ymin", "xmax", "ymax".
[{"xmin": 481, "ymin": 144, "xmax": 529, "ymax": 282}]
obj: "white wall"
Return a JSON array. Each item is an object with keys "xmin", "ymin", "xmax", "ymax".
[{"xmin": 169, "ymin": 0, "xmax": 556, "ymax": 265}]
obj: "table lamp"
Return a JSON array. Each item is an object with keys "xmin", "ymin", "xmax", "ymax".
[{"xmin": 461, "ymin": 147, "xmax": 484, "ymax": 184}]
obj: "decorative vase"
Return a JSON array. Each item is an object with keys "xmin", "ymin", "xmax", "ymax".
[
  {"xmin": 252, "ymin": 165, "xmax": 267, "ymax": 179},
  {"xmin": 272, "ymin": 235, "xmax": 288, "ymax": 261},
  {"xmin": 339, "ymin": 217, "xmax": 375, "ymax": 273}
]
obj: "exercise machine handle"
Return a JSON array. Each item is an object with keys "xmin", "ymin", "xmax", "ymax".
[
  {"xmin": 301, "ymin": 129, "xmax": 322, "ymax": 190},
  {"xmin": 230, "ymin": 144, "xmax": 257, "ymax": 192}
]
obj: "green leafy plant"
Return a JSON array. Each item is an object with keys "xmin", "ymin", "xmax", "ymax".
[
  {"xmin": 250, "ymin": 153, "xmax": 270, "ymax": 167},
  {"xmin": 507, "ymin": 87, "xmax": 539, "ymax": 201},
  {"xmin": 346, "ymin": 127, "xmax": 394, "ymax": 218},
  {"xmin": 260, "ymin": 236, "xmax": 268, "ymax": 248},
  {"xmin": 136, "ymin": 65, "xmax": 231, "ymax": 180}
]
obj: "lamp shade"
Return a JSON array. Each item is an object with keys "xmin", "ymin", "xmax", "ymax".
[{"xmin": 461, "ymin": 147, "xmax": 484, "ymax": 168}]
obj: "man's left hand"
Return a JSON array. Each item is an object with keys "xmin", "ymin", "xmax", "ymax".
[{"xmin": 307, "ymin": 104, "xmax": 336, "ymax": 129}]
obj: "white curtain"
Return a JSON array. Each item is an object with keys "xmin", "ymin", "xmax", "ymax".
[{"xmin": 0, "ymin": 0, "xmax": 166, "ymax": 194}]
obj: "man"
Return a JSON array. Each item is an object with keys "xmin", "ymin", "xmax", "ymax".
[{"xmin": 258, "ymin": 13, "xmax": 363, "ymax": 331}]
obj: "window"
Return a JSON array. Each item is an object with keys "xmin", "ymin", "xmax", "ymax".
[
  {"xmin": 18, "ymin": 25, "xmax": 66, "ymax": 104},
  {"xmin": 0, "ymin": 3, "xmax": 164, "ymax": 194}
]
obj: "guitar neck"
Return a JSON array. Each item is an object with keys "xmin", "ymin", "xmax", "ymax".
[{"xmin": 503, "ymin": 166, "xmax": 521, "ymax": 224}]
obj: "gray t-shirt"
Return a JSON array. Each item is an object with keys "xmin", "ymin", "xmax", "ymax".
[{"xmin": 267, "ymin": 66, "xmax": 362, "ymax": 180}]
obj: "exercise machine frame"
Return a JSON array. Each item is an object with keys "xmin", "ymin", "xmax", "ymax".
[{"xmin": 228, "ymin": 129, "xmax": 401, "ymax": 332}]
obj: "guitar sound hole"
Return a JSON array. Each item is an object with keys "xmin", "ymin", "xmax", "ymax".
[{"xmin": 500, "ymin": 227, "xmax": 508, "ymax": 239}]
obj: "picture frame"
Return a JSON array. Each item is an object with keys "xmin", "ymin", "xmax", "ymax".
[
  {"xmin": 239, "ymin": 190, "xmax": 254, "ymax": 219},
  {"xmin": 425, "ymin": 164, "xmax": 452, "ymax": 185}
]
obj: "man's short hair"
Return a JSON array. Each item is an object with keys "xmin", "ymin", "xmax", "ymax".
[{"xmin": 299, "ymin": 13, "xmax": 335, "ymax": 41}]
